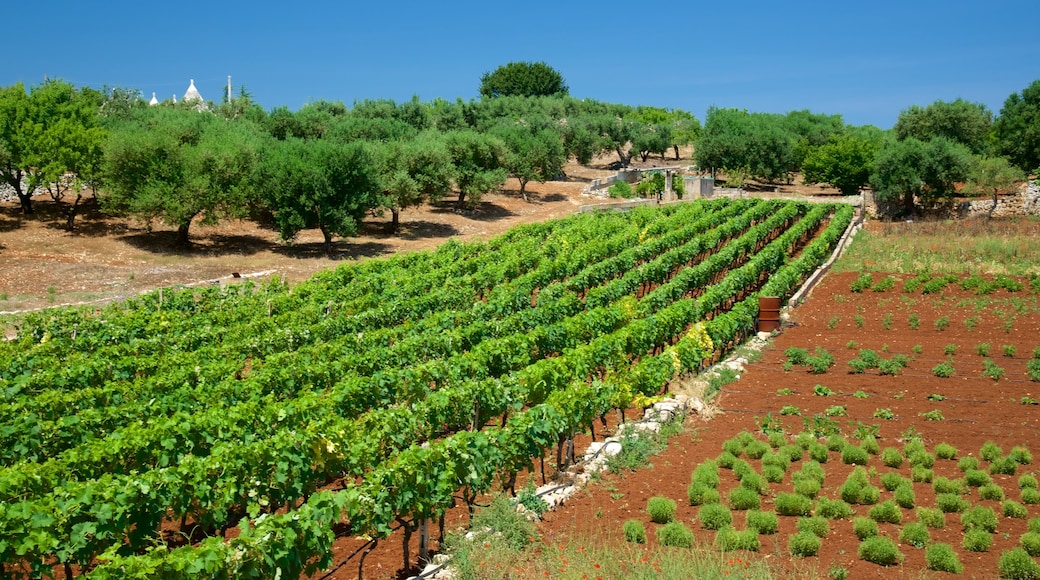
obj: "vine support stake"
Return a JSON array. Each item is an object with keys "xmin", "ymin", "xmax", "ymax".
[{"xmin": 418, "ymin": 518, "xmax": 430, "ymax": 564}]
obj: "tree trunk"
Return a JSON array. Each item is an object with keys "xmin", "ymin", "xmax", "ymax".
[
  {"xmin": 390, "ymin": 207, "xmax": 401, "ymax": 233},
  {"xmin": 674, "ymin": 145, "xmax": 680, "ymax": 160},
  {"xmin": 903, "ymin": 190, "xmax": 916, "ymax": 217},
  {"xmin": 615, "ymin": 146, "xmax": 632, "ymax": 168},
  {"xmin": 65, "ymin": 191, "xmax": 83, "ymax": 231},
  {"xmin": 457, "ymin": 189, "xmax": 467, "ymax": 205},
  {"xmin": 988, "ymin": 189, "xmax": 998, "ymax": 220},
  {"xmin": 176, "ymin": 221, "xmax": 192, "ymax": 246},
  {"xmin": 518, "ymin": 179, "xmax": 529, "ymax": 202},
  {"xmin": 320, "ymin": 226, "xmax": 334, "ymax": 256}
]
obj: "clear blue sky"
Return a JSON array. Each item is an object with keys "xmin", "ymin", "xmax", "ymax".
[{"xmin": 4, "ymin": 0, "xmax": 1037, "ymax": 129}]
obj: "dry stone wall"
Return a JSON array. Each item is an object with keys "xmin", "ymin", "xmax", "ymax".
[{"xmin": 863, "ymin": 181, "xmax": 1040, "ymax": 219}]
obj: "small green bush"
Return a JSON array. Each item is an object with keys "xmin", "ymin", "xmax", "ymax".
[
  {"xmin": 981, "ymin": 483, "xmax": 1007, "ymax": 502},
  {"xmin": 623, "ymin": 519, "xmax": 646, "ymax": 543},
  {"xmin": 937, "ymin": 493, "xmax": 970, "ymax": 513},
  {"xmin": 1006, "ymin": 500, "xmax": 1030, "ymax": 519},
  {"xmin": 933, "ymin": 476, "xmax": 964, "ymax": 495},
  {"xmin": 1024, "ymin": 488, "xmax": 1040, "ymax": 505},
  {"xmin": 729, "ymin": 486, "xmax": 761, "ymax": 511},
  {"xmin": 762, "ymin": 465, "xmax": 785, "ymax": 484},
  {"xmin": 1030, "ymin": 516, "xmax": 1040, "ymax": 534},
  {"xmin": 732, "ymin": 459, "xmax": 755, "ymax": 481},
  {"xmin": 780, "ymin": 443, "xmax": 803, "ymax": 462},
  {"xmin": 717, "ymin": 451, "xmax": 737, "ymax": 469},
  {"xmin": 935, "ymin": 442, "xmax": 958, "ymax": 460},
  {"xmin": 861, "ymin": 436, "xmax": 880, "ymax": 455},
  {"xmin": 809, "ymin": 443, "xmax": 829, "ymax": 463},
  {"xmin": 739, "ymin": 472, "xmax": 768, "ymax": 495},
  {"xmin": 687, "ymin": 482, "xmax": 720, "ymax": 506},
  {"xmin": 761, "ymin": 451, "xmax": 791, "ymax": 473},
  {"xmin": 959, "ymin": 456, "xmax": 980, "ymax": 472},
  {"xmin": 746, "ymin": 510, "xmax": 779, "ymax": 535},
  {"xmin": 789, "ymin": 531, "xmax": 822, "ymax": 557},
  {"xmin": 826, "ymin": 434, "xmax": 845, "ymax": 452},
  {"xmin": 657, "ymin": 521, "xmax": 694, "ymax": 548},
  {"xmin": 981, "ymin": 441, "xmax": 1004, "ymax": 462},
  {"xmin": 966, "ymin": 469, "xmax": 993, "ymax": 487},
  {"xmin": 899, "ymin": 521, "xmax": 931, "ymax": 548},
  {"xmin": 744, "ymin": 439, "xmax": 770, "ymax": 459},
  {"xmin": 797, "ymin": 515, "xmax": 830, "ymax": 538},
  {"xmin": 607, "ymin": 179, "xmax": 635, "ymax": 198},
  {"xmin": 925, "ymin": 542, "xmax": 964, "ymax": 573},
  {"xmin": 894, "ymin": 485, "xmax": 916, "ymax": 509},
  {"xmin": 776, "ymin": 492, "xmax": 813, "ymax": 516},
  {"xmin": 869, "ymin": 500, "xmax": 903, "ymax": 524},
  {"xmin": 815, "ymin": 497, "xmax": 854, "ymax": 520},
  {"xmin": 690, "ymin": 460, "xmax": 720, "ymax": 488},
  {"xmin": 722, "ymin": 438, "xmax": 745, "ymax": 457},
  {"xmin": 794, "ymin": 461, "xmax": 826, "ymax": 484},
  {"xmin": 911, "ymin": 466, "xmax": 934, "ymax": 483},
  {"xmin": 858, "ymin": 536, "xmax": 903, "ymax": 566},
  {"xmin": 1020, "ymin": 474, "xmax": 1039, "ymax": 489},
  {"xmin": 992, "ymin": 456, "xmax": 1020, "ymax": 476},
  {"xmin": 880, "ymin": 447, "xmax": 903, "ymax": 468},
  {"xmin": 1021, "ymin": 532, "xmax": 1040, "ymax": 557},
  {"xmin": 647, "ymin": 496, "xmax": 677, "ymax": 524},
  {"xmin": 853, "ymin": 516, "xmax": 879, "ymax": 540},
  {"xmin": 714, "ymin": 527, "xmax": 760, "ymax": 552},
  {"xmin": 880, "ymin": 472, "xmax": 907, "ymax": 492},
  {"xmin": 962, "ymin": 505, "xmax": 999, "ymax": 533},
  {"xmin": 963, "ymin": 528, "xmax": 993, "ymax": 552},
  {"xmin": 794, "ymin": 477, "xmax": 821, "ymax": 499},
  {"xmin": 698, "ymin": 503, "xmax": 732, "ymax": 530},
  {"xmin": 1011, "ymin": 446, "xmax": 1034, "ymax": 465},
  {"xmin": 916, "ymin": 507, "xmax": 946, "ymax": 529},
  {"xmin": 999, "ymin": 547, "xmax": 1040, "ymax": 579},
  {"xmin": 842, "ymin": 444, "xmax": 870, "ymax": 466},
  {"xmin": 908, "ymin": 451, "xmax": 936, "ymax": 469}
]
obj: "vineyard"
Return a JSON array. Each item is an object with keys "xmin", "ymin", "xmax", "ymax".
[{"xmin": 0, "ymin": 198, "xmax": 854, "ymax": 579}]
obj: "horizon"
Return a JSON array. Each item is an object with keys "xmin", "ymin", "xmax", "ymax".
[{"xmin": 4, "ymin": 0, "xmax": 1038, "ymax": 129}]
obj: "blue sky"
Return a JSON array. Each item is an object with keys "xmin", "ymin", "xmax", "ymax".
[{"xmin": 4, "ymin": 0, "xmax": 1037, "ymax": 128}]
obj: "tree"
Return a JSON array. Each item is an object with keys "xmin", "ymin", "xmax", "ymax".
[
  {"xmin": 102, "ymin": 106, "xmax": 263, "ymax": 245},
  {"xmin": 801, "ymin": 132, "xmax": 881, "ymax": 195},
  {"xmin": 442, "ymin": 130, "xmax": 508, "ymax": 206},
  {"xmin": 870, "ymin": 136, "xmax": 972, "ymax": 216},
  {"xmin": 0, "ymin": 80, "xmax": 104, "ymax": 216},
  {"xmin": 492, "ymin": 121, "xmax": 567, "ymax": 201},
  {"xmin": 964, "ymin": 155, "xmax": 1026, "ymax": 218},
  {"xmin": 992, "ymin": 79, "xmax": 1040, "ymax": 171},
  {"xmin": 479, "ymin": 62, "xmax": 568, "ymax": 99},
  {"xmin": 694, "ymin": 107, "xmax": 796, "ymax": 182},
  {"xmin": 893, "ymin": 99, "xmax": 992, "ymax": 154},
  {"xmin": 374, "ymin": 135, "xmax": 455, "ymax": 232},
  {"xmin": 259, "ymin": 137, "xmax": 380, "ymax": 253}
]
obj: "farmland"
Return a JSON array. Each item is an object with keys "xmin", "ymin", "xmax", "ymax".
[{"xmin": 0, "ymin": 198, "xmax": 853, "ymax": 578}]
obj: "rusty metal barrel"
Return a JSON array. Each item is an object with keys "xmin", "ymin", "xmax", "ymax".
[{"xmin": 758, "ymin": 296, "xmax": 782, "ymax": 332}]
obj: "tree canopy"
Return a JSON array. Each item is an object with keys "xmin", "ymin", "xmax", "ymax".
[
  {"xmin": 479, "ymin": 62, "xmax": 569, "ymax": 99},
  {"xmin": 893, "ymin": 99, "xmax": 992, "ymax": 154},
  {"xmin": 870, "ymin": 136, "xmax": 972, "ymax": 216},
  {"xmin": 992, "ymin": 79, "xmax": 1040, "ymax": 171},
  {"xmin": 801, "ymin": 132, "xmax": 881, "ymax": 195}
]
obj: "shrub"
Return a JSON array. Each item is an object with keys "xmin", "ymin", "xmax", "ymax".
[
  {"xmin": 622, "ymin": 519, "xmax": 646, "ymax": 543},
  {"xmin": 977, "ymin": 342, "xmax": 992, "ymax": 356},
  {"xmin": 932, "ymin": 360, "xmax": 956, "ymax": 377},
  {"xmin": 1006, "ymin": 500, "xmax": 1030, "ymax": 519},
  {"xmin": 853, "ymin": 516, "xmax": 879, "ymax": 540},
  {"xmin": 937, "ymin": 493, "xmax": 970, "ymax": 513},
  {"xmin": 911, "ymin": 467, "xmax": 934, "ymax": 483},
  {"xmin": 746, "ymin": 509, "xmax": 779, "ymax": 535},
  {"xmin": 744, "ymin": 439, "xmax": 769, "ymax": 460},
  {"xmin": 647, "ymin": 496, "xmax": 677, "ymax": 524},
  {"xmin": 729, "ymin": 486, "xmax": 761, "ymax": 511},
  {"xmin": 796, "ymin": 516, "xmax": 829, "ymax": 539},
  {"xmin": 1024, "ymin": 488, "xmax": 1040, "ymax": 505},
  {"xmin": 732, "ymin": 459, "xmax": 755, "ymax": 481},
  {"xmin": 740, "ymin": 471, "xmax": 767, "ymax": 493},
  {"xmin": 935, "ymin": 442, "xmax": 958, "ymax": 460},
  {"xmin": 657, "ymin": 521, "xmax": 694, "ymax": 548},
  {"xmin": 768, "ymin": 431, "xmax": 788, "ymax": 449},
  {"xmin": 962, "ymin": 506, "xmax": 999, "ymax": 533},
  {"xmin": 959, "ymin": 456, "xmax": 980, "ymax": 472},
  {"xmin": 861, "ymin": 436, "xmax": 880, "ymax": 455},
  {"xmin": 908, "ymin": 451, "xmax": 936, "ymax": 469},
  {"xmin": 917, "ymin": 507, "xmax": 946, "ymax": 529},
  {"xmin": 933, "ymin": 476, "xmax": 964, "ymax": 495},
  {"xmin": 992, "ymin": 456, "xmax": 1020, "ymax": 476},
  {"xmin": 1020, "ymin": 475, "xmax": 1039, "ymax": 490},
  {"xmin": 880, "ymin": 472, "xmax": 907, "ymax": 492},
  {"xmin": 966, "ymin": 469, "xmax": 993, "ymax": 487},
  {"xmin": 963, "ymin": 529, "xmax": 994, "ymax": 552},
  {"xmin": 776, "ymin": 492, "xmax": 813, "ymax": 516},
  {"xmin": 859, "ymin": 536, "xmax": 903, "ymax": 566},
  {"xmin": 869, "ymin": 500, "xmax": 903, "ymax": 524},
  {"xmin": 1021, "ymin": 532, "xmax": 1040, "ymax": 557},
  {"xmin": 816, "ymin": 497, "xmax": 855, "ymax": 520},
  {"xmin": 894, "ymin": 485, "xmax": 916, "ymax": 510},
  {"xmin": 762, "ymin": 465, "xmax": 785, "ymax": 484},
  {"xmin": 809, "ymin": 443, "xmax": 830, "ymax": 463},
  {"xmin": 981, "ymin": 441, "xmax": 1004, "ymax": 462},
  {"xmin": 880, "ymin": 447, "xmax": 903, "ymax": 468},
  {"xmin": 842, "ymin": 445, "xmax": 870, "ymax": 466},
  {"xmin": 691, "ymin": 460, "xmax": 721, "ymax": 488},
  {"xmin": 1031, "ymin": 517, "xmax": 1040, "ymax": 534},
  {"xmin": 999, "ymin": 547, "xmax": 1040, "ymax": 579},
  {"xmin": 899, "ymin": 521, "xmax": 931, "ymax": 548},
  {"xmin": 925, "ymin": 543, "xmax": 964, "ymax": 573},
  {"xmin": 608, "ymin": 179, "xmax": 634, "ymax": 198},
  {"xmin": 826, "ymin": 434, "xmax": 845, "ymax": 452},
  {"xmin": 1011, "ymin": 446, "xmax": 1034, "ymax": 465},
  {"xmin": 981, "ymin": 484, "xmax": 1007, "ymax": 502},
  {"xmin": 714, "ymin": 527, "xmax": 760, "ymax": 552},
  {"xmin": 780, "ymin": 444, "xmax": 804, "ymax": 463},
  {"xmin": 794, "ymin": 431, "xmax": 814, "ymax": 450},
  {"xmin": 789, "ymin": 531, "xmax": 822, "ymax": 557},
  {"xmin": 791, "ymin": 476, "xmax": 820, "ymax": 499},
  {"xmin": 722, "ymin": 438, "xmax": 745, "ymax": 457},
  {"xmin": 687, "ymin": 482, "xmax": 720, "ymax": 506},
  {"xmin": 717, "ymin": 451, "xmax": 737, "ymax": 469},
  {"xmin": 796, "ymin": 461, "xmax": 826, "ymax": 484},
  {"xmin": 698, "ymin": 503, "xmax": 732, "ymax": 530}
]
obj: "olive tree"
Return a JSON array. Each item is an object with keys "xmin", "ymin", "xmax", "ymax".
[{"xmin": 479, "ymin": 61, "xmax": 568, "ymax": 98}]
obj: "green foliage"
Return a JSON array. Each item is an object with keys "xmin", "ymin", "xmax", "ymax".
[
  {"xmin": 894, "ymin": 485, "xmax": 916, "ymax": 510},
  {"xmin": 729, "ymin": 486, "xmax": 761, "ymax": 511},
  {"xmin": 443, "ymin": 129, "xmax": 509, "ymax": 205},
  {"xmin": 802, "ymin": 132, "xmax": 881, "ymax": 195},
  {"xmin": 966, "ymin": 469, "xmax": 993, "ymax": 488},
  {"xmin": 981, "ymin": 484, "xmax": 1007, "ymax": 502},
  {"xmin": 842, "ymin": 444, "xmax": 870, "ymax": 466},
  {"xmin": 797, "ymin": 515, "xmax": 830, "ymax": 538},
  {"xmin": 999, "ymin": 547, "xmax": 1040, "ymax": 579},
  {"xmin": 917, "ymin": 507, "xmax": 947, "ymax": 529},
  {"xmin": 853, "ymin": 516, "xmax": 879, "ymax": 540},
  {"xmin": 809, "ymin": 443, "xmax": 830, "ymax": 463},
  {"xmin": 622, "ymin": 519, "xmax": 646, "ymax": 544},
  {"xmin": 1011, "ymin": 446, "xmax": 1034, "ymax": 465},
  {"xmin": 932, "ymin": 360, "xmax": 956, "ymax": 378},
  {"xmin": 713, "ymin": 527, "xmax": 760, "ymax": 552},
  {"xmin": 794, "ymin": 477, "xmax": 821, "ymax": 500},
  {"xmin": 815, "ymin": 497, "xmax": 854, "ymax": 520},
  {"xmin": 1006, "ymin": 500, "xmax": 1029, "ymax": 519},
  {"xmin": 479, "ymin": 61, "xmax": 568, "ymax": 98},
  {"xmin": 899, "ymin": 521, "xmax": 930, "ymax": 548},
  {"xmin": 860, "ymin": 436, "xmax": 880, "ymax": 455},
  {"xmin": 744, "ymin": 439, "xmax": 770, "ymax": 460},
  {"xmin": 776, "ymin": 492, "xmax": 813, "ymax": 517},
  {"xmin": 926, "ymin": 543, "xmax": 964, "ymax": 573},
  {"xmin": 880, "ymin": 447, "xmax": 904, "ymax": 468},
  {"xmin": 788, "ymin": 531, "xmax": 822, "ymax": 557},
  {"xmin": 959, "ymin": 456, "xmax": 980, "ymax": 472},
  {"xmin": 911, "ymin": 467, "xmax": 934, "ymax": 484},
  {"xmin": 695, "ymin": 107, "xmax": 798, "ymax": 183},
  {"xmin": 933, "ymin": 476, "xmax": 964, "ymax": 495},
  {"xmin": 871, "ymin": 135, "xmax": 973, "ymax": 216},
  {"xmin": 1021, "ymin": 475, "xmax": 1039, "ymax": 489},
  {"xmin": 868, "ymin": 500, "xmax": 903, "ymax": 524},
  {"xmin": 962, "ymin": 506, "xmax": 999, "ymax": 533},
  {"xmin": 492, "ymin": 122, "xmax": 567, "ymax": 200},
  {"xmin": 992, "ymin": 79, "xmax": 1040, "ymax": 171},
  {"xmin": 1024, "ymin": 488, "xmax": 1040, "ymax": 505},
  {"xmin": 1022, "ymin": 532, "xmax": 1040, "ymax": 557},
  {"xmin": 762, "ymin": 465, "xmax": 785, "ymax": 484},
  {"xmin": 850, "ymin": 273, "xmax": 874, "ymax": 292},
  {"xmin": 607, "ymin": 179, "xmax": 634, "ymax": 199},
  {"xmin": 691, "ymin": 460, "xmax": 720, "ymax": 488},
  {"xmin": 937, "ymin": 493, "xmax": 970, "ymax": 513},
  {"xmin": 746, "ymin": 510, "xmax": 779, "ymax": 534},
  {"xmin": 935, "ymin": 443, "xmax": 958, "ymax": 460},
  {"xmin": 697, "ymin": 503, "xmax": 732, "ymax": 530},
  {"xmin": 647, "ymin": 496, "xmax": 677, "ymax": 523},
  {"xmin": 880, "ymin": 472, "xmax": 907, "ymax": 492},
  {"xmin": 982, "ymin": 441, "xmax": 1005, "ymax": 462},
  {"xmin": 657, "ymin": 521, "xmax": 694, "ymax": 548},
  {"xmin": 687, "ymin": 483, "xmax": 721, "ymax": 506},
  {"xmin": 963, "ymin": 529, "xmax": 994, "ymax": 552},
  {"xmin": 992, "ymin": 456, "xmax": 1020, "ymax": 476},
  {"xmin": 893, "ymin": 98, "xmax": 992, "ymax": 154},
  {"xmin": 858, "ymin": 536, "xmax": 903, "ymax": 566}
]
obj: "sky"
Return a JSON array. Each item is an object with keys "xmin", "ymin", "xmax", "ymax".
[{"xmin": 4, "ymin": 0, "xmax": 1038, "ymax": 129}]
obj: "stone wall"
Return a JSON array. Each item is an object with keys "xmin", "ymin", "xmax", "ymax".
[{"xmin": 863, "ymin": 182, "xmax": 1040, "ymax": 220}]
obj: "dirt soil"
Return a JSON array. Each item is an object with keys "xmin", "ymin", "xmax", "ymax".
[{"xmin": 537, "ymin": 270, "xmax": 1040, "ymax": 579}]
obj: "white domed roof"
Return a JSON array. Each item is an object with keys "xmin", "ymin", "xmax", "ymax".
[{"xmin": 183, "ymin": 79, "xmax": 203, "ymax": 103}]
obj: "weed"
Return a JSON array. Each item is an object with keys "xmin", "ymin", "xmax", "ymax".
[
  {"xmin": 854, "ymin": 314, "xmax": 865, "ymax": 328},
  {"xmin": 912, "ymin": 344, "xmax": 923, "ymax": 354},
  {"xmin": 827, "ymin": 316, "xmax": 840, "ymax": 329},
  {"xmin": 977, "ymin": 342, "xmax": 992, "ymax": 356},
  {"xmin": 1004, "ymin": 344, "xmax": 1018, "ymax": 357},
  {"xmin": 966, "ymin": 316, "xmax": 980, "ymax": 331},
  {"xmin": 881, "ymin": 313, "xmax": 893, "ymax": 330},
  {"xmin": 873, "ymin": 408, "xmax": 894, "ymax": 420},
  {"xmin": 934, "ymin": 315, "xmax": 950, "ymax": 331},
  {"xmin": 622, "ymin": 519, "xmax": 646, "ymax": 543},
  {"xmin": 908, "ymin": 312, "xmax": 920, "ymax": 329},
  {"xmin": 852, "ymin": 390, "xmax": 869, "ymax": 399},
  {"xmin": 845, "ymin": 339, "xmax": 857, "ymax": 349},
  {"xmin": 919, "ymin": 409, "xmax": 945, "ymax": 421},
  {"xmin": 927, "ymin": 392, "xmax": 947, "ymax": 402},
  {"xmin": 944, "ymin": 343, "xmax": 957, "ymax": 355},
  {"xmin": 850, "ymin": 272, "xmax": 873, "ymax": 292}
]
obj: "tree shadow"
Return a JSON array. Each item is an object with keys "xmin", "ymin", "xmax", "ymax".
[
  {"xmin": 0, "ymin": 206, "xmax": 22, "ymax": 233},
  {"xmin": 380, "ymin": 220, "xmax": 460, "ymax": 241},
  {"xmin": 428, "ymin": 199, "xmax": 516, "ymax": 222},
  {"xmin": 116, "ymin": 231, "xmax": 276, "ymax": 257},
  {"xmin": 271, "ymin": 240, "xmax": 395, "ymax": 261}
]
